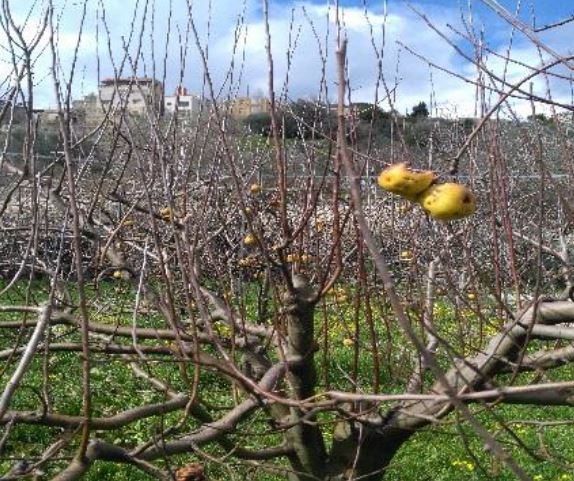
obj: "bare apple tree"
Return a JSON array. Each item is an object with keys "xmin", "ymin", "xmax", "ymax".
[{"xmin": 1, "ymin": 0, "xmax": 574, "ymax": 480}]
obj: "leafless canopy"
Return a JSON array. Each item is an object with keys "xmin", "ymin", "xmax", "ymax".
[{"xmin": 1, "ymin": 0, "xmax": 574, "ymax": 480}]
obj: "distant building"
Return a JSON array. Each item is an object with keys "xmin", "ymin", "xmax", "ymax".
[
  {"xmin": 72, "ymin": 92, "xmax": 98, "ymax": 113},
  {"xmin": 70, "ymin": 93, "xmax": 100, "ymax": 133},
  {"xmin": 164, "ymin": 86, "xmax": 205, "ymax": 117},
  {"xmin": 98, "ymin": 77, "xmax": 164, "ymax": 116},
  {"xmin": 36, "ymin": 109, "xmax": 61, "ymax": 123},
  {"xmin": 228, "ymin": 97, "xmax": 270, "ymax": 119}
]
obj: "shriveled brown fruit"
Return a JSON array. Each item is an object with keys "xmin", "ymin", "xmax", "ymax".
[{"xmin": 175, "ymin": 463, "xmax": 205, "ymax": 481}]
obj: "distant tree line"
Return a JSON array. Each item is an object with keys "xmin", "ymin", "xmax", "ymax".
[
  {"xmin": 0, "ymin": 125, "xmax": 61, "ymax": 156},
  {"xmin": 243, "ymin": 99, "xmax": 335, "ymax": 139},
  {"xmin": 243, "ymin": 99, "xmax": 435, "ymax": 145}
]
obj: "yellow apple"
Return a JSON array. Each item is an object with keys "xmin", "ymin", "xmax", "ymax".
[
  {"xmin": 160, "ymin": 207, "xmax": 173, "ymax": 221},
  {"xmin": 377, "ymin": 163, "xmax": 436, "ymax": 201},
  {"xmin": 243, "ymin": 233, "xmax": 257, "ymax": 246},
  {"xmin": 249, "ymin": 183, "xmax": 262, "ymax": 195},
  {"xmin": 400, "ymin": 250, "xmax": 413, "ymax": 261},
  {"xmin": 418, "ymin": 182, "xmax": 476, "ymax": 220}
]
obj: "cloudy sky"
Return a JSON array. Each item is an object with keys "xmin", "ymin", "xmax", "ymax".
[{"xmin": 2, "ymin": 0, "xmax": 572, "ymax": 117}]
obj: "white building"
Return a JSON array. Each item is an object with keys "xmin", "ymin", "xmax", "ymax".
[
  {"xmin": 98, "ymin": 77, "xmax": 164, "ymax": 116},
  {"xmin": 164, "ymin": 86, "xmax": 204, "ymax": 117}
]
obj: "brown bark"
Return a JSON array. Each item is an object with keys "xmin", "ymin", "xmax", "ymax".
[{"xmin": 282, "ymin": 275, "xmax": 327, "ymax": 480}]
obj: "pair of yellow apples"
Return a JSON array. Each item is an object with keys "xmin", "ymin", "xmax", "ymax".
[{"xmin": 377, "ymin": 163, "xmax": 476, "ymax": 220}]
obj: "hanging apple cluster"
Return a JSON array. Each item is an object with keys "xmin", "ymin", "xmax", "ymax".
[{"xmin": 377, "ymin": 163, "xmax": 476, "ymax": 220}]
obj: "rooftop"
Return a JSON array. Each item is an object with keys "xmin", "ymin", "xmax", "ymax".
[{"xmin": 100, "ymin": 77, "xmax": 162, "ymax": 87}]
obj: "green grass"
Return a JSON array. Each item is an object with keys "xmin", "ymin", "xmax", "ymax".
[
  {"xmin": 386, "ymin": 403, "xmax": 574, "ymax": 481},
  {"xmin": 1, "ymin": 280, "xmax": 573, "ymax": 479}
]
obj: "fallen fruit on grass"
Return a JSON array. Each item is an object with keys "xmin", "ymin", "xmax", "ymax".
[
  {"xmin": 249, "ymin": 183, "xmax": 262, "ymax": 195},
  {"xmin": 327, "ymin": 286, "xmax": 346, "ymax": 298},
  {"xmin": 418, "ymin": 182, "xmax": 476, "ymax": 220},
  {"xmin": 243, "ymin": 233, "xmax": 257, "ymax": 246},
  {"xmin": 175, "ymin": 463, "xmax": 205, "ymax": 481},
  {"xmin": 335, "ymin": 294, "xmax": 348, "ymax": 303},
  {"xmin": 377, "ymin": 163, "xmax": 436, "ymax": 201}
]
